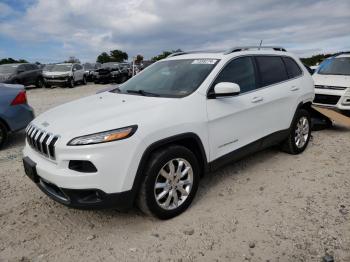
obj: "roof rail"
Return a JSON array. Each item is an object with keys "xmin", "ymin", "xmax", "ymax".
[
  {"xmin": 167, "ymin": 52, "xmax": 188, "ymax": 58},
  {"xmin": 224, "ymin": 46, "xmax": 287, "ymax": 55}
]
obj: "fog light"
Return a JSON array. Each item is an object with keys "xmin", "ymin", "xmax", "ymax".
[{"xmin": 69, "ymin": 160, "xmax": 97, "ymax": 173}]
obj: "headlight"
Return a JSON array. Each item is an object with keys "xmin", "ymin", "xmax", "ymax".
[{"xmin": 67, "ymin": 125, "xmax": 137, "ymax": 146}]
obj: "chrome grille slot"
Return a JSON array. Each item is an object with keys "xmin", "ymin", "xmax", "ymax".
[{"xmin": 26, "ymin": 124, "xmax": 59, "ymax": 160}]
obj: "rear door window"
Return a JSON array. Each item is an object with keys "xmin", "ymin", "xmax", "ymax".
[
  {"xmin": 213, "ymin": 56, "xmax": 258, "ymax": 94},
  {"xmin": 255, "ymin": 56, "xmax": 288, "ymax": 87},
  {"xmin": 282, "ymin": 57, "xmax": 302, "ymax": 78}
]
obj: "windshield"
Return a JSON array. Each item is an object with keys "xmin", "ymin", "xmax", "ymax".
[
  {"xmin": 83, "ymin": 64, "xmax": 94, "ymax": 70},
  {"xmin": 49, "ymin": 64, "xmax": 72, "ymax": 72},
  {"xmin": 113, "ymin": 59, "xmax": 219, "ymax": 98},
  {"xmin": 0, "ymin": 64, "xmax": 18, "ymax": 74},
  {"xmin": 318, "ymin": 57, "xmax": 350, "ymax": 76}
]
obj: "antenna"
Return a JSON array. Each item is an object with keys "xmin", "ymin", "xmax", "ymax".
[{"xmin": 258, "ymin": 40, "xmax": 263, "ymax": 50}]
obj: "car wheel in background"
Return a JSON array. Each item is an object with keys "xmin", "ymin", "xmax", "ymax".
[
  {"xmin": 68, "ymin": 78, "xmax": 75, "ymax": 88},
  {"xmin": 137, "ymin": 145, "xmax": 200, "ymax": 219},
  {"xmin": 36, "ymin": 77, "xmax": 44, "ymax": 88},
  {"xmin": 0, "ymin": 121, "xmax": 8, "ymax": 149},
  {"xmin": 82, "ymin": 76, "xmax": 87, "ymax": 85},
  {"xmin": 281, "ymin": 109, "xmax": 311, "ymax": 154}
]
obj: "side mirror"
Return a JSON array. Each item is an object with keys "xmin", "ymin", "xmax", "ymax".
[
  {"xmin": 72, "ymin": 68, "xmax": 77, "ymax": 72},
  {"xmin": 211, "ymin": 82, "xmax": 240, "ymax": 98}
]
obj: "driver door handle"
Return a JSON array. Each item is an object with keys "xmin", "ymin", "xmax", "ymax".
[{"xmin": 251, "ymin": 96, "xmax": 264, "ymax": 103}]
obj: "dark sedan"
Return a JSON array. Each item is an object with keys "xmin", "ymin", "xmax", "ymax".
[{"xmin": 0, "ymin": 83, "xmax": 34, "ymax": 148}]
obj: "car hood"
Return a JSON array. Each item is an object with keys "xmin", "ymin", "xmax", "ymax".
[
  {"xmin": 43, "ymin": 71, "xmax": 70, "ymax": 76},
  {"xmin": 32, "ymin": 92, "xmax": 172, "ymax": 141},
  {"xmin": 313, "ymin": 74, "xmax": 350, "ymax": 88}
]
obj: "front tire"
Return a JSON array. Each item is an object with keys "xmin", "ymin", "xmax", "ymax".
[
  {"xmin": 137, "ymin": 145, "xmax": 200, "ymax": 219},
  {"xmin": 281, "ymin": 109, "xmax": 311, "ymax": 154},
  {"xmin": 67, "ymin": 78, "xmax": 75, "ymax": 88},
  {"xmin": 36, "ymin": 77, "xmax": 44, "ymax": 88},
  {"xmin": 82, "ymin": 76, "xmax": 87, "ymax": 85},
  {"xmin": 0, "ymin": 121, "xmax": 8, "ymax": 149}
]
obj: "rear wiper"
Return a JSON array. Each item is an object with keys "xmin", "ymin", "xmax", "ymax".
[{"xmin": 126, "ymin": 89, "xmax": 160, "ymax": 97}]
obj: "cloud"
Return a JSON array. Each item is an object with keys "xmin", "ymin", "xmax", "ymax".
[{"xmin": 0, "ymin": 0, "xmax": 349, "ymax": 62}]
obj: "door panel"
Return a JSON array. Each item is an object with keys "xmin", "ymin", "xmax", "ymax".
[{"xmin": 207, "ymin": 89, "xmax": 272, "ymax": 160}]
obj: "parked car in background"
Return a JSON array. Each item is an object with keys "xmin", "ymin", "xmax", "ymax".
[
  {"xmin": 313, "ymin": 53, "xmax": 350, "ymax": 116},
  {"xmin": 83, "ymin": 63, "xmax": 101, "ymax": 82},
  {"xmin": 0, "ymin": 83, "xmax": 34, "ymax": 149},
  {"xmin": 22, "ymin": 46, "xmax": 314, "ymax": 219},
  {"xmin": 43, "ymin": 63, "xmax": 86, "ymax": 88},
  {"xmin": 0, "ymin": 63, "xmax": 44, "ymax": 88},
  {"xmin": 94, "ymin": 62, "xmax": 129, "ymax": 84}
]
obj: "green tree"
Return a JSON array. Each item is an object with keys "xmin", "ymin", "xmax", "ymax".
[
  {"xmin": 151, "ymin": 49, "xmax": 183, "ymax": 61},
  {"xmin": 0, "ymin": 58, "xmax": 28, "ymax": 65},
  {"xmin": 109, "ymin": 50, "xmax": 128, "ymax": 62},
  {"xmin": 135, "ymin": 54, "xmax": 144, "ymax": 64},
  {"xmin": 96, "ymin": 52, "xmax": 111, "ymax": 63},
  {"xmin": 64, "ymin": 56, "xmax": 80, "ymax": 63}
]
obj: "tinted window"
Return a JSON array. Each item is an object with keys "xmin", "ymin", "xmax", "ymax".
[
  {"xmin": 256, "ymin": 56, "xmax": 288, "ymax": 87},
  {"xmin": 282, "ymin": 57, "xmax": 302, "ymax": 78},
  {"xmin": 31, "ymin": 64, "xmax": 39, "ymax": 70},
  {"xmin": 76, "ymin": 64, "xmax": 82, "ymax": 70},
  {"xmin": 318, "ymin": 57, "xmax": 350, "ymax": 76},
  {"xmin": 213, "ymin": 57, "xmax": 257, "ymax": 93}
]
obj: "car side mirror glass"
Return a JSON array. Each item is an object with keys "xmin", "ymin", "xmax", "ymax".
[{"xmin": 212, "ymin": 82, "xmax": 240, "ymax": 98}]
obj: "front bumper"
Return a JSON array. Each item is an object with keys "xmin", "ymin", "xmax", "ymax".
[
  {"xmin": 44, "ymin": 78, "xmax": 69, "ymax": 85},
  {"xmin": 23, "ymin": 156, "xmax": 134, "ymax": 210},
  {"xmin": 313, "ymin": 88, "xmax": 350, "ymax": 111}
]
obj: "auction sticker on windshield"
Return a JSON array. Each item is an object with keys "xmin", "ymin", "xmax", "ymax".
[{"xmin": 191, "ymin": 59, "xmax": 217, "ymax": 64}]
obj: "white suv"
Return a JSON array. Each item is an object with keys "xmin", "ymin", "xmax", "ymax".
[
  {"xmin": 43, "ymin": 63, "xmax": 86, "ymax": 88},
  {"xmin": 313, "ymin": 53, "xmax": 350, "ymax": 116},
  {"xmin": 23, "ymin": 46, "xmax": 314, "ymax": 219}
]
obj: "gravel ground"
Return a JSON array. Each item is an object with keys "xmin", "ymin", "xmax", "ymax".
[{"xmin": 0, "ymin": 84, "xmax": 349, "ymax": 262}]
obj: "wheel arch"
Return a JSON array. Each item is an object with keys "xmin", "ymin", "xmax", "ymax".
[
  {"xmin": 0, "ymin": 116, "xmax": 10, "ymax": 132},
  {"xmin": 129, "ymin": 132, "xmax": 208, "ymax": 205}
]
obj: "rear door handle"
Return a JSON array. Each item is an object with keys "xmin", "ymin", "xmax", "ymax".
[
  {"xmin": 290, "ymin": 86, "xmax": 300, "ymax": 91},
  {"xmin": 251, "ymin": 96, "xmax": 264, "ymax": 103}
]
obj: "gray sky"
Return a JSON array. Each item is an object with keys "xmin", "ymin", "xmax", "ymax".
[{"xmin": 0, "ymin": 0, "xmax": 349, "ymax": 62}]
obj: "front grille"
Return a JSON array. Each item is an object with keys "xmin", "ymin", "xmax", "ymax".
[
  {"xmin": 25, "ymin": 124, "xmax": 59, "ymax": 160},
  {"xmin": 315, "ymin": 85, "xmax": 347, "ymax": 90},
  {"xmin": 314, "ymin": 94, "xmax": 340, "ymax": 105}
]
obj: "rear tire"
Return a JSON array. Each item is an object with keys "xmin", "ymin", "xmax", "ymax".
[
  {"xmin": 0, "ymin": 121, "xmax": 8, "ymax": 149},
  {"xmin": 281, "ymin": 109, "xmax": 311, "ymax": 154},
  {"xmin": 137, "ymin": 145, "xmax": 200, "ymax": 219}
]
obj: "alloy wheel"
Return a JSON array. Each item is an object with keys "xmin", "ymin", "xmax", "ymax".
[
  {"xmin": 294, "ymin": 116, "xmax": 309, "ymax": 148},
  {"xmin": 154, "ymin": 158, "xmax": 193, "ymax": 210}
]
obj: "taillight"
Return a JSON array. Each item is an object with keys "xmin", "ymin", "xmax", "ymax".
[{"xmin": 11, "ymin": 91, "xmax": 27, "ymax": 106}]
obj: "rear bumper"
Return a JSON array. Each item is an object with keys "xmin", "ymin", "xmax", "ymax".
[{"xmin": 5, "ymin": 104, "xmax": 34, "ymax": 132}]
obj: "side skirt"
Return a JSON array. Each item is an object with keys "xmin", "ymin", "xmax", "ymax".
[{"xmin": 208, "ymin": 129, "xmax": 290, "ymax": 172}]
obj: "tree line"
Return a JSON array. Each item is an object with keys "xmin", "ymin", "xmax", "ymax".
[{"xmin": 2, "ymin": 50, "xmax": 348, "ymax": 66}]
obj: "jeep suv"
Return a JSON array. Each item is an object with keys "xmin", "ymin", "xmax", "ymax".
[
  {"xmin": 313, "ymin": 53, "xmax": 350, "ymax": 116},
  {"xmin": 22, "ymin": 46, "xmax": 314, "ymax": 219}
]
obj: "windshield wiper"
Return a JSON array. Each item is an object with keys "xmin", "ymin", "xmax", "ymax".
[{"xmin": 126, "ymin": 89, "xmax": 160, "ymax": 97}]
